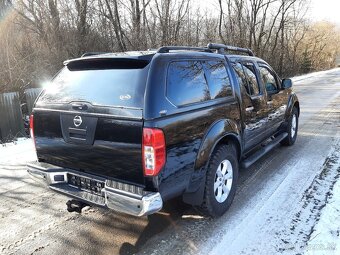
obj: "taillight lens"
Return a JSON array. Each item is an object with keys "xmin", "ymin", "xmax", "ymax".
[
  {"xmin": 29, "ymin": 114, "xmax": 35, "ymax": 146},
  {"xmin": 142, "ymin": 128, "xmax": 166, "ymax": 176}
]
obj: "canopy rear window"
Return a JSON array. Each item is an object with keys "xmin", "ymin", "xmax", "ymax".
[{"xmin": 39, "ymin": 59, "xmax": 149, "ymax": 108}]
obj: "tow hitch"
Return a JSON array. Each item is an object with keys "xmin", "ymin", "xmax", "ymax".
[{"xmin": 66, "ymin": 199, "xmax": 89, "ymax": 213}]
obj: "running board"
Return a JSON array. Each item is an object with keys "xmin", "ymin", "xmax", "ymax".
[{"xmin": 241, "ymin": 132, "xmax": 288, "ymax": 168}]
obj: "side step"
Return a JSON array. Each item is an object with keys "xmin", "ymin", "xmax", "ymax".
[{"xmin": 241, "ymin": 132, "xmax": 288, "ymax": 168}]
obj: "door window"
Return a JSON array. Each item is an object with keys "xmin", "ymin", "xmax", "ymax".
[
  {"xmin": 259, "ymin": 66, "xmax": 279, "ymax": 93},
  {"xmin": 242, "ymin": 63, "xmax": 261, "ymax": 96},
  {"xmin": 232, "ymin": 63, "xmax": 250, "ymax": 95}
]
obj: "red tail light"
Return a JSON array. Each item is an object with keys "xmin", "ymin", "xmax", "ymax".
[
  {"xmin": 29, "ymin": 114, "xmax": 36, "ymax": 147},
  {"xmin": 142, "ymin": 128, "xmax": 166, "ymax": 176}
]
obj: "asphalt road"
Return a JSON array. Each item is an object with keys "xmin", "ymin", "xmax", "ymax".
[{"xmin": 0, "ymin": 69, "xmax": 339, "ymax": 255}]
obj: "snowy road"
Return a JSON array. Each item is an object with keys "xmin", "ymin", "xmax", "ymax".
[{"xmin": 0, "ymin": 69, "xmax": 339, "ymax": 255}]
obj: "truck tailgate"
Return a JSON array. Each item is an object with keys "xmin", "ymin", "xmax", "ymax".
[{"xmin": 34, "ymin": 109, "xmax": 144, "ymax": 184}]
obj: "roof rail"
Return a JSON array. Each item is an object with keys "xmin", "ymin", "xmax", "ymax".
[
  {"xmin": 157, "ymin": 46, "xmax": 212, "ymax": 53},
  {"xmin": 207, "ymin": 43, "xmax": 254, "ymax": 56},
  {"xmin": 81, "ymin": 52, "xmax": 109, "ymax": 57},
  {"xmin": 147, "ymin": 48, "xmax": 158, "ymax": 52}
]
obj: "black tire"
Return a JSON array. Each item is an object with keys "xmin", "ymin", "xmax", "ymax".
[
  {"xmin": 198, "ymin": 144, "xmax": 239, "ymax": 218},
  {"xmin": 281, "ymin": 107, "xmax": 299, "ymax": 146}
]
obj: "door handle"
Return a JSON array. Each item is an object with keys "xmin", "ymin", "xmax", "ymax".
[{"xmin": 245, "ymin": 106, "xmax": 254, "ymax": 112}]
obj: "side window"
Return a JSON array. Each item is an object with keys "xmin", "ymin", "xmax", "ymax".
[
  {"xmin": 258, "ymin": 66, "xmax": 278, "ymax": 93},
  {"xmin": 203, "ymin": 61, "xmax": 233, "ymax": 99},
  {"xmin": 167, "ymin": 61, "xmax": 210, "ymax": 106},
  {"xmin": 242, "ymin": 63, "xmax": 260, "ymax": 96},
  {"xmin": 232, "ymin": 62, "xmax": 251, "ymax": 95}
]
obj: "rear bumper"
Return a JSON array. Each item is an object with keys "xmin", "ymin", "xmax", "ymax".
[{"xmin": 27, "ymin": 161, "xmax": 162, "ymax": 216}]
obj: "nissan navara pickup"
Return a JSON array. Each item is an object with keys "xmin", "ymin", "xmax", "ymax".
[{"xmin": 27, "ymin": 43, "xmax": 299, "ymax": 217}]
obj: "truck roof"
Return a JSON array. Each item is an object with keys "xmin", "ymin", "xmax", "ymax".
[
  {"xmin": 227, "ymin": 54, "xmax": 270, "ymax": 66},
  {"xmin": 64, "ymin": 44, "xmax": 258, "ymax": 66}
]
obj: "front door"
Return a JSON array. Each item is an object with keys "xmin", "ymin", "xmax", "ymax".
[{"xmin": 257, "ymin": 64, "xmax": 288, "ymax": 136}]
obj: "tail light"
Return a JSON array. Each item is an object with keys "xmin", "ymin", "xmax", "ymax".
[
  {"xmin": 142, "ymin": 128, "xmax": 166, "ymax": 176},
  {"xmin": 29, "ymin": 114, "xmax": 36, "ymax": 147}
]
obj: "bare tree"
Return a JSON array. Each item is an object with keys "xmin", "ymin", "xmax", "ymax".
[
  {"xmin": 0, "ymin": 0, "xmax": 339, "ymax": 94},
  {"xmin": 0, "ymin": 0, "xmax": 12, "ymax": 17}
]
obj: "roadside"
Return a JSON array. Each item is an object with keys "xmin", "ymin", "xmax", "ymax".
[
  {"xmin": 279, "ymin": 142, "xmax": 340, "ymax": 254},
  {"xmin": 305, "ymin": 154, "xmax": 340, "ymax": 255},
  {"xmin": 291, "ymin": 68, "xmax": 340, "ymax": 82},
  {"xmin": 0, "ymin": 138, "xmax": 36, "ymax": 163}
]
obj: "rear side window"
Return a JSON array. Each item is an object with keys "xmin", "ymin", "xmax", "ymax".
[
  {"xmin": 38, "ymin": 59, "xmax": 149, "ymax": 108},
  {"xmin": 232, "ymin": 63, "xmax": 250, "ymax": 94},
  {"xmin": 242, "ymin": 63, "xmax": 260, "ymax": 96},
  {"xmin": 167, "ymin": 61, "xmax": 210, "ymax": 106},
  {"xmin": 204, "ymin": 61, "xmax": 233, "ymax": 99}
]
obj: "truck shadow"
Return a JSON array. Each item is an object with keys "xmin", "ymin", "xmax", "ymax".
[{"xmin": 119, "ymin": 198, "xmax": 193, "ymax": 255}]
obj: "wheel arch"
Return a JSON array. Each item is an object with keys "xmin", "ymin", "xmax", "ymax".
[
  {"xmin": 215, "ymin": 134, "xmax": 241, "ymax": 161},
  {"xmin": 293, "ymin": 101, "xmax": 300, "ymax": 116},
  {"xmin": 286, "ymin": 93, "xmax": 300, "ymax": 119},
  {"xmin": 194, "ymin": 119, "xmax": 242, "ymax": 171},
  {"xmin": 182, "ymin": 119, "xmax": 242, "ymax": 206}
]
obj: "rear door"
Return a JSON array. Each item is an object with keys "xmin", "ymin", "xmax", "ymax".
[
  {"xmin": 33, "ymin": 58, "xmax": 150, "ymax": 185},
  {"xmin": 231, "ymin": 61, "xmax": 270, "ymax": 151}
]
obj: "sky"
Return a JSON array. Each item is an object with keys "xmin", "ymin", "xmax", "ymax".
[
  {"xmin": 309, "ymin": 0, "xmax": 340, "ymax": 25},
  {"xmin": 198, "ymin": 0, "xmax": 340, "ymax": 26}
]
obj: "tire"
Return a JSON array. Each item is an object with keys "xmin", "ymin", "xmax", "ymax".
[
  {"xmin": 198, "ymin": 144, "xmax": 239, "ymax": 218},
  {"xmin": 281, "ymin": 107, "xmax": 299, "ymax": 146}
]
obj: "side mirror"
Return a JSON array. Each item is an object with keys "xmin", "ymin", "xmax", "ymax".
[{"xmin": 282, "ymin": 78, "xmax": 292, "ymax": 89}]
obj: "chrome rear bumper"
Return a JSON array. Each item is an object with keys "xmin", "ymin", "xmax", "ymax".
[{"xmin": 27, "ymin": 161, "xmax": 162, "ymax": 216}]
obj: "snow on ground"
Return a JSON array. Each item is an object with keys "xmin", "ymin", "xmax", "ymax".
[
  {"xmin": 0, "ymin": 138, "xmax": 36, "ymax": 164},
  {"xmin": 205, "ymin": 139, "xmax": 340, "ymax": 255},
  {"xmin": 279, "ymin": 143, "xmax": 340, "ymax": 254},
  {"xmin": 291, "ymin": 68, "xmax": 340, "ymax": 82},
  {"xmin": 305, "ymin": 146, "xmax": 340, "ymax": 255}
]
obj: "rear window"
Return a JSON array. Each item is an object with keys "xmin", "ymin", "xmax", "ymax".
[{"xmin": 39, "ymin": 59, "xmax": 149, "ymax": 108}]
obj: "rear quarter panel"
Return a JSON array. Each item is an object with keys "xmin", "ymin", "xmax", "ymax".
[{"xmin": 145, "ymin": 102, "xmax": 241, "ymax": 201}]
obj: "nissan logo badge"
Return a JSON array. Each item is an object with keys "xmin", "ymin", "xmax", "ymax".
[{"xmin": 73, "ymin": 115, "xmax": 82, "ymax": 127}]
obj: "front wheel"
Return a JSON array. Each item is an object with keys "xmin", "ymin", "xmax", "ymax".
[
  {"xmin": 281, "ymin": 107, "xmax": 299, "ymax": 146},
  {"xmin": 198, "ymin": 144, "xmax": 239, "ymax": 217}
]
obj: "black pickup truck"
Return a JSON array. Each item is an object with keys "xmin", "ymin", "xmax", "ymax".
[{"xmin": 28, "ymin": 43, "xmax": 299, "ymax": 217}]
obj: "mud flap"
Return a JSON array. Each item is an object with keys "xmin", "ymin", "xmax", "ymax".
[{"xmin": 182, "ymin": 176, "xmax": 206, "ymax": 206}]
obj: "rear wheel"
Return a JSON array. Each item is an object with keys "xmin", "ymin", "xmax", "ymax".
[
  {"xmin": 281, "ymin": 107, "xmax": 299, "ymax": 146},
  {"xmin": 198, "ymin": 144, "xmax": 238, "ymax": 217}
]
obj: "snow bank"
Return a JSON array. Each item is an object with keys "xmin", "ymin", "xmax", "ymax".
[
  {"xmin": 291, "ymin": 68, "xmax": 340, "ymax": 83},
  {"xmin": 0, "ymin": 138, "xmax": 36, "ymax": 164},
  {"xmin": 305, "ymin": 160, "xmax": 340, "ymax": 255}
]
